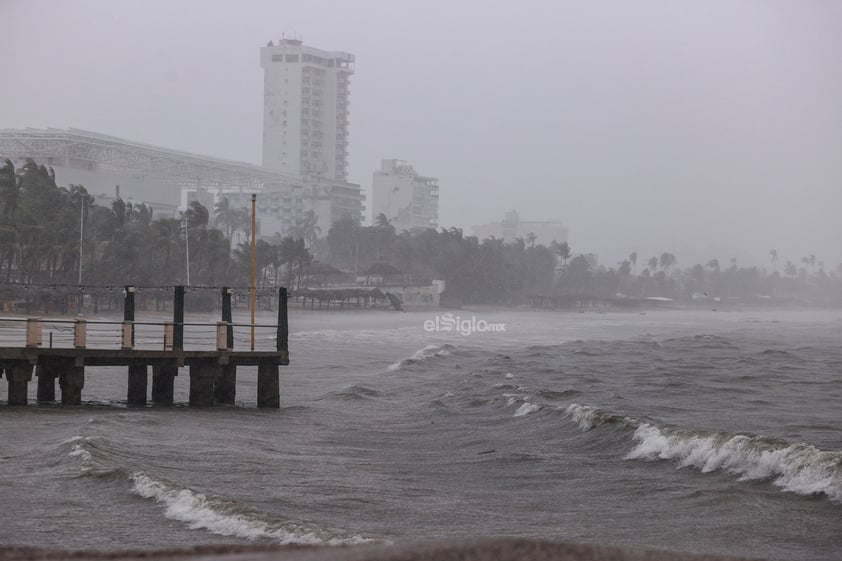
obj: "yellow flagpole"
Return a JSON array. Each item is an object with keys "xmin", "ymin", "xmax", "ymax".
[{"xmin": 250, "ymin": 194, "xmax": 256, "ymax": 351}]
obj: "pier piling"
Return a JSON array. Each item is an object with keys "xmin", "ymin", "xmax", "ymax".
[
  {"xmin": 216, "ymin": 287, "xmax": 237, "ymax": 405},
  {"xmin": 127, "ymin": 364, "xmax": 148, "ymax": 406},
  {"xmin": 36, "ymin": 362, "xmax": 57, "ymax": 402},
  {"xmin": 189, "ymin": 360, "xmax": 218, "ymax": 407},
  {"xmin": 257, "ymin": 360, "xmax": 279, "ymax": 408},
  {"xmin": 6, "ymin": 365, "xmax": 32, "ymax": 406},
  {"xmin": 215, "ymin": 365, "xmax": 236, "ymax": 405},
  {"xmin": 59, "ymin": 362, "xmax": 84, "ymax": 405},
  {"xmin": 151, "ymin": 366, "xmax": 177, "ymax": 405}
]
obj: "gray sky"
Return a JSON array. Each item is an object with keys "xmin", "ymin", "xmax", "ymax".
[{"xmin": 1, "ymin": 0, "xmax": 840, "ymax": 269}]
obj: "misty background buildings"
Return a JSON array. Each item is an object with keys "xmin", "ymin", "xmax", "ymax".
[{"xmin": 0, "ymin": 1, "xmax": 840, "ymax": 278}]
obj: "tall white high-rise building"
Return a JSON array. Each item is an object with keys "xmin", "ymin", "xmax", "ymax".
[
  {"xmin": 372, "ymin": 159, "xmax": 439, "ymax": 232},
  {"xmin": 260, "ymin": 39, "xmax": 353, "ymax": 181},
  {"xmin": 260, "ymin": 39, "xmax": 364, "ymax": 234}
]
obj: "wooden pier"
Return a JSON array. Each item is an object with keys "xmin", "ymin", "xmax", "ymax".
[{"xmin": 0, "ymin": 286, "xmax": 289, "ymax": 408}]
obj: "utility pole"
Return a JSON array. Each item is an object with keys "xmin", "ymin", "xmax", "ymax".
[
  {"xmin": 250, "ymin": 194, "xmax": 256, "ymax": 351},
  {"xmin": 184, "ymin": 215, "xmax": 191, "ymax": 286},
  {"xmin": 78, "ymin": 196, "xmax": 85, "ymax": 315},
  {"xmin": 78, "ymin": 196, "xmax": 84, "ymax": 285}
]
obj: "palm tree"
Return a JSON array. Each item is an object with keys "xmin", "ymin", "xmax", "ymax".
[
  {"xmin": 374, "ymin": 212, "xmax": 391, "ymax": 228},
  {"xmin": 298, "ymin": 209, "xmax": 321, "ymax": 249},
  {"xmin": 525, "ymin": 232, "xmax": 537, "ymax": 249},
  {"xmin": 552, "ymin": 241, "xmax": 571, "ymax": 270},
  {"xmin": 214, "ymin": 197, "xmax": 239, "ymax": 240},
  {"xmin": 628, "ymin": 251, "xmax": 637, "ymax": 275},
  {"xmin": 659, "ymin": 252, "xmax": 676, "ymax": 273},
  {"xmin": 769, "ymin": 249, "xmax": 778, "ymax": 272}
]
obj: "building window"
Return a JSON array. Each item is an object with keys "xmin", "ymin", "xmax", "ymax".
[{"xmin": 285, "ymin": 54, "xmax": 299, "ymax": 63}]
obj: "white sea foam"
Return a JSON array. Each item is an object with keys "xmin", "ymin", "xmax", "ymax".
[
  {"xmin": 514, "ymin": 403, "xmax": 541, "ymax": 417},
  {"xmin": 64, "ymin": 436, "xmax": 93, "ymax": 465},
  {"xmin": 505, "ymin": 373, "xmax": 514, "ymax": 379},
  {"xmin": 388, "ymin": 344, "xmax": 451, "ymax": 371},
  {"xmin": 130, "ymin": 472, "xmax": 372, "ymax": 545},
  {"xmin": 565, "ymin": 403, "xmax": 842, "ymax": 503},
  {"xmin": 626, "ymin": 424, "xmax": 842, "ymax": 502},
  {"xmin": 565, "ymin": 403, "xmax": 630, "ymax": 430}
]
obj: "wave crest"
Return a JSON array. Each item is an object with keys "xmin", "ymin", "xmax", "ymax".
[
  {"xmin": 387, "ymin": 344, "xmax": 453, "ymax": 371},
  {"xmin": 130, "ymin": 472, "xmax": 372, "ymax": 545},
  {"xmin": 626, "ymin": 424, "xmax": 842, "ymax": 501}
]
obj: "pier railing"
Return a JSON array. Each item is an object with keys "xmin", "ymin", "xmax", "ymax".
[
  {"xmin": 0, "ymin": 285, "xmax": 289, "ymax": 408},
  {"xmin": 0, "ymin": 317, "xmax": 281, "ymax": 351}
]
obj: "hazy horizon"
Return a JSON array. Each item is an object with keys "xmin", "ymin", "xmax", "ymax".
[{"xmin": 1, "ymin": 0, "xmax": 840, "ymax": 270}]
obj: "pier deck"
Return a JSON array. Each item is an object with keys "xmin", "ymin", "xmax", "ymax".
[{"xmin": 0, "ymin": 285, "xmax": 289, "ymax": 408}]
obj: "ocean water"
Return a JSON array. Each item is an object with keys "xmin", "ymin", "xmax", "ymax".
[{"xmin": 0, "ymin": 308, "xmax": 840, "ymax": 560}]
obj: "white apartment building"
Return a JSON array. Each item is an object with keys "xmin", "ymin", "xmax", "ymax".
[
  {"xmin": 260, "ymin": 39, "xmax": 353, "ymax": 180},
  {"xmin": 260, "ymin": 39, "xmax": 364, "ymax": 228},
  {"xmin": 371, "ymin": 159, "xmax": 439, "ymax": 232}
]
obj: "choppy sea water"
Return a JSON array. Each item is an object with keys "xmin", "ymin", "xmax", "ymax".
[{"xmin": 0, "ymin": 308, "xmax": 840, "ymax": 560}]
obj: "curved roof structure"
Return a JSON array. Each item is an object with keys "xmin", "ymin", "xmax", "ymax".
[{"xmin": 0, "ymin": 127, "xmax": 300, "ymax": 192}]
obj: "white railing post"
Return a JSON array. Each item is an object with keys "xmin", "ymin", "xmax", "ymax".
[
  {"xmin": 121, "ymin": 321, "xmax": 134, "ymax": 350},
  {"xmin": 216, "ymin": 321, "xmax": 229, "ymax": 351},
  {"xmin": 74, "ymin": 319, "xmax": 87, "ymax": 349},
  {"xmin": 26, "ymin": 318, "xmax": 42, "ymax": 348},
  {"xmin": 164, "ymin": 322, "xmax": 174, "ymax": 350}
]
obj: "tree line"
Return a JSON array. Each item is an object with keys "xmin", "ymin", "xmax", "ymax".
[
  {"xmin": 1, "ymin": 159, "xmax": 839, "ymax": 307},
  {"xmin": 0, "ymin": 159, "xmax": 310, "ymax": 289}
]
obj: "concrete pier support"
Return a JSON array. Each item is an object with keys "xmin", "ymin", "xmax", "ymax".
[
  {"xmin": 127, "ymin": 364, "xmax": 148, "ymax": 406},
  {"xmin": 36, "ymin": 363, "xmax": 57, "ymax": 403},
  {"xmin": 215, "ymin": 364, "xmax": 236, "ymax": 405},
  {"xmin": 189, "ymin": 361, "xmax": 218, "ymax": 407},
  {"xmin": 151, "ymin": 365, "xmax": 177, "ymax": 406},
  {"xmin": 6, "ymin": 365, "xmax": 33, "ymax": 406},
  {"xmin": 59, "ymin": 364, "xmax": 85, "ymax": 405},
  {"xmin": 257, "ymin": 361, "xmax": 279, "ymax": 408}
]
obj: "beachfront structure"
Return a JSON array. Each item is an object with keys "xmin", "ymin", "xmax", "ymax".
[
  {"xmin": 371, "ymin": 159, "xmax": 439, "ymax": 232},
  {"xmin": 260, "ymin": 39, "xmax": 364, "ymax": 228},
  {"xmin": 472, "ymin": 210, "xmax": 568, "ymax": 246},
  {"xmin": 0, "ymin": 127, "xmax": 305, "ymax": 236}
]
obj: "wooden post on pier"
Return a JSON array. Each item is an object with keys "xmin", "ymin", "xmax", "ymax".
[
  {"xmin": 257, "ymin": 360, "xmax": 279, "ymax": 408},
  {"xmin": 277, "ymin": 287, "xmax": 288, "ymax": 353},
  {"xmin": 124, "ymin": 286, "xmax": 147, "ymax": 406},
  {"xmin": 58, "ymin": 358, "xmax": 84, "ymax": 405},
  {"xmin": 152, "ymin": 286, "xmax": 183, "ymax": 406},
  {"xmin": 189, "ymin": 360, "xmax": 218, "ymax": 407},
  {"xmin": 173, "ymin": 285, "xmax": 184, "ymax": 351},
  {"xmin": 6, "ymin": 364, "xmax": 32, "ymax": 405},
  {"xmin": 36, "ymin": 361, "xmax": 57, "ymax": 403},
  {"xmin": 151, "ymin": 365, "xmax": 176, "ymax": 406},
  {"xmin": 127, "ymin": 364, "xmax": 147, "ymax": 406},
  {"xmin": 124, "ymin": 286, "xmax": 136, "ymax": 347},
  {"xmin": 215, "ymin": 287, "xmax": 236, "ymax": 405}
]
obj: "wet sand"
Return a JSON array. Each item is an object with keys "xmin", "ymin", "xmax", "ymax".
[{"xmin": 0, "ymin": 538, "xmax": 764, "ymax": 561}]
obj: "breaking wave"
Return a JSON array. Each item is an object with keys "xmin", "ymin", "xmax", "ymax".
[
  {"xmin": 387, "ymin": 344, "xmax": 453, "ymax": 371},
  {"xmin": 130, "ymin": 472, "xmax": 372, "ymax": 545},
  {"xmin": 63, "ymin": 436, "xmax": 373, "ymax": 545},
  {"xmin": 565, "ymin": 404, "xmax": 842, "ymax": 503}
]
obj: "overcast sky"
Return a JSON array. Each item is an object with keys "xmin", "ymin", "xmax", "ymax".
[{"xmin": 1, "ymin": 0, "xmax": 840, "ymax": 268}]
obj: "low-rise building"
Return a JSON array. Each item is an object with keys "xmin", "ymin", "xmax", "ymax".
[
  {"xmin": 371, "ymin": 159, "xmax": 438, "ymax": 232},
  {"xmin": 472, "ymin": 210, "xmax": 568, "ymax": 246}
]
